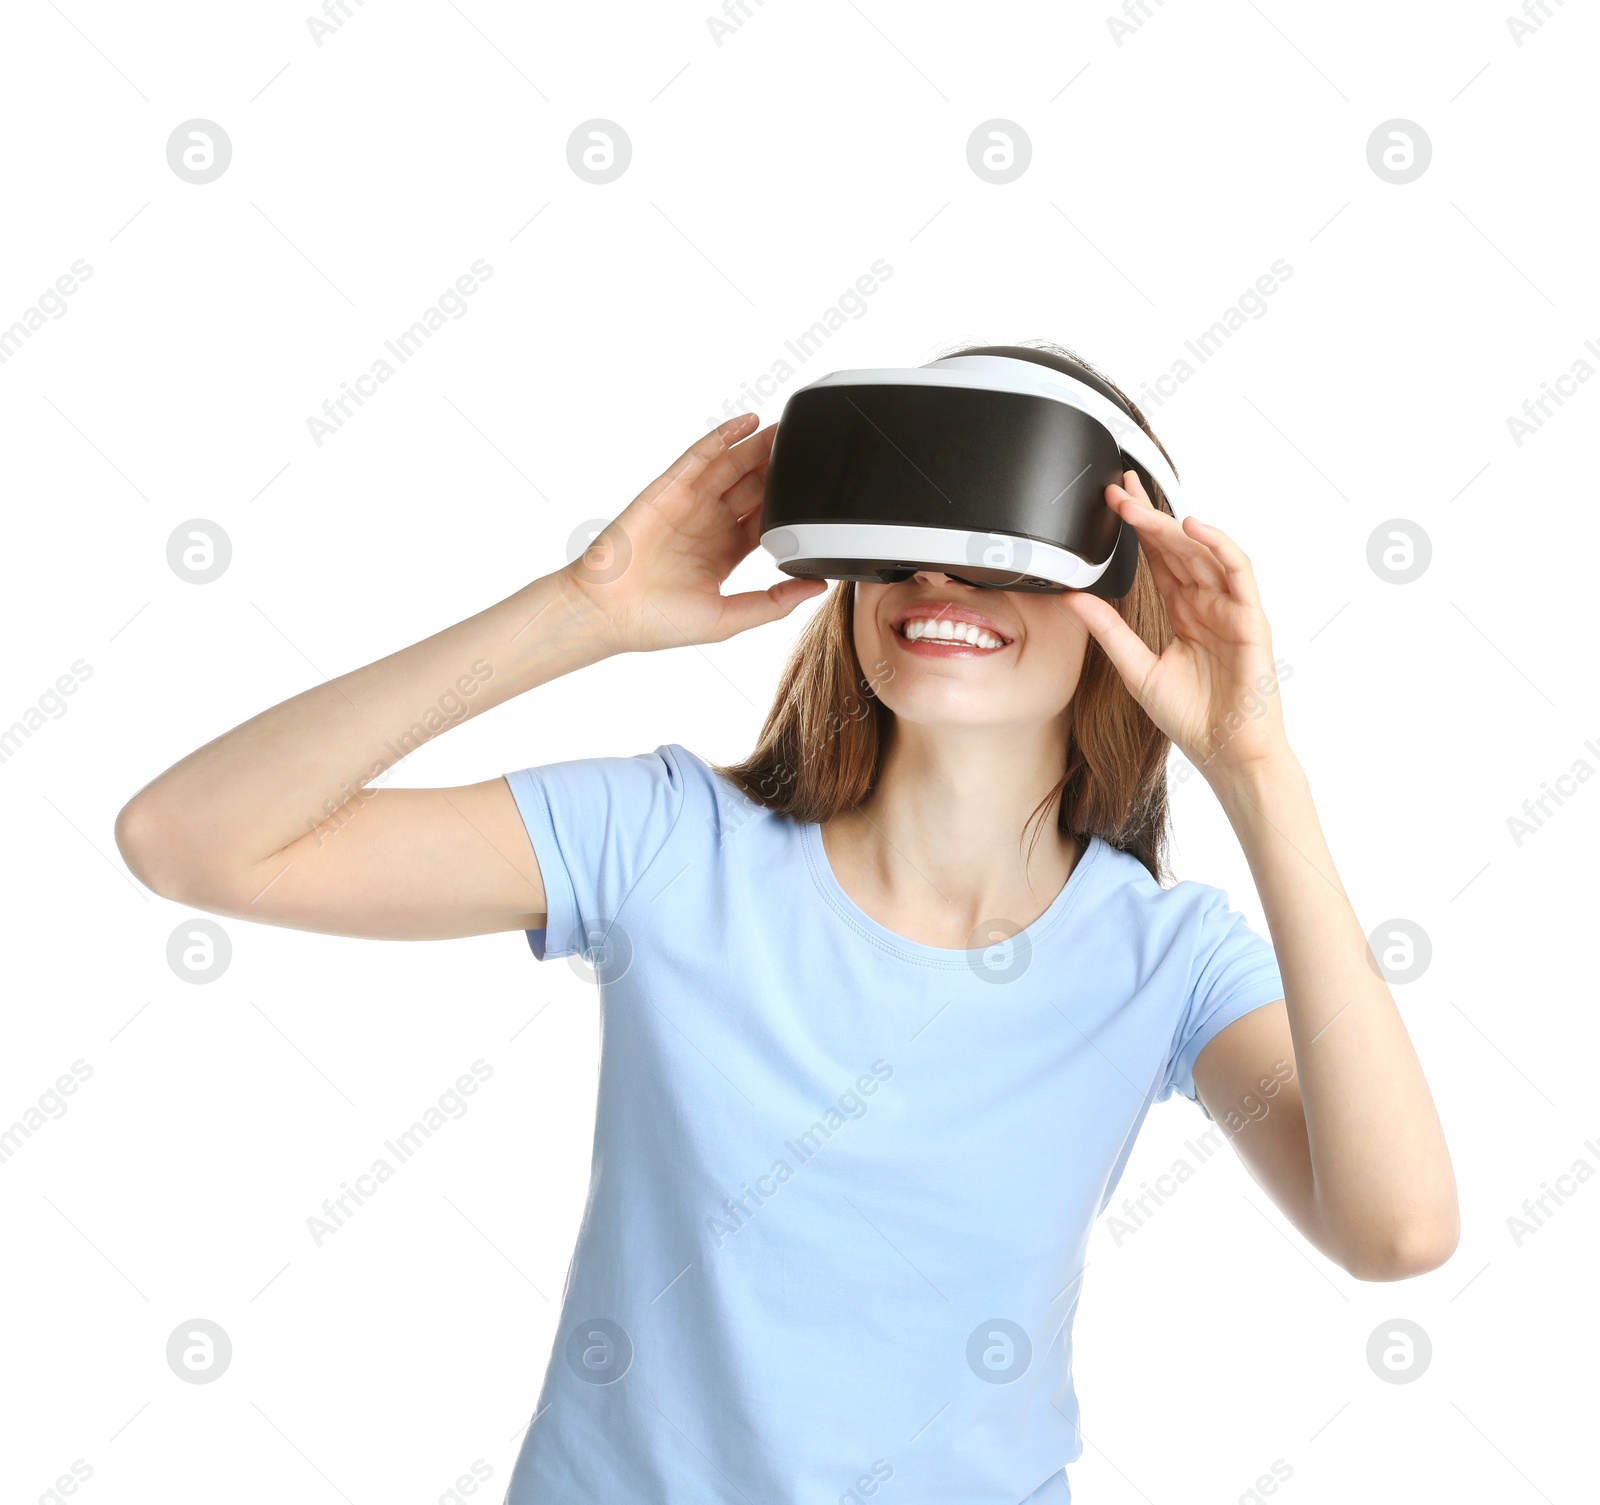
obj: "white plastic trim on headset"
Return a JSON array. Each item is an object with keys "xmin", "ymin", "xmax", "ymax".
[
  {"xmin": 759, "ymin": 354, "xmax": 1191, "ymax": 591},
  {"xmin": 763, "ymin": 519, "xmax": 1118, "ymax": 590}
]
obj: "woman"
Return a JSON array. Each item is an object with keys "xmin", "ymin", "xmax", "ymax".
[{"xmin": 115, "ymin": 342, "xmax": 1459, "ymax": 1504}]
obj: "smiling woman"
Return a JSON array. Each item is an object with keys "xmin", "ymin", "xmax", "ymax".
[
  {"xmin": 718, "ymin": 342, "xmax": 1178, "ymax": 887},
  {"xmin": 113, "ymin": 339, "xmax": 1458, "ymax": 1505}
]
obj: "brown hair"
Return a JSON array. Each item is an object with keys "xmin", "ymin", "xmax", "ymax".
[{"xmin": 711, "ymin": 339, "xmax": 1180, "ymax": 886}]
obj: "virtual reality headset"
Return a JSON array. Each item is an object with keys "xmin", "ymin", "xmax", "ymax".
[{"xmin": 758, "ymin": 345, "xmax": 1189, "ymax": 598}]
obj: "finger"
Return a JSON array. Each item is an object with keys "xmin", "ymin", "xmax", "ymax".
[
  {"xmin": 726, "ymin": 458, "xmax": 770, "ymax": 524},
  {"xmin": 686, "ymin": 418, "xmax": 779, "ymax": 497},
  {"xmin": 736, "ymin": 480, "xmax": 772, "ymax": 556},
  {"xmin": 1109, "ymin": 484, "xmax": 1195, "ymax": 600},
  {"xmin": 723, "ymin": 455, "xmax": 771, "ymax": 543},
  {"xmin": 1119, "ymin": 471, "xmax": 1221, "ymax": 577},
  {"xmin": 1058, "ymin": 589, "xmax": 1160, "ymax": 699},
  {"xmin": 711, "ymin": 576, "xmax": 830, "ymax": 640},
  {"xmin": 1111, "ymin": 474, "xmax": 1224, "ymax": 591},
  {"xmin": 1180, "ymin": 517, "xmax": 1261, "ymax": 611},
  {"xmin": 649, "ymin": 414, "xmax": 766, "ymax": 497},
  {"xmin": 1108, "ymin": 476, "xmax": 1197, "ymax": 587}
]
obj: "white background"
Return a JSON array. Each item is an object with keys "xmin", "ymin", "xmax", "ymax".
[{"xmin": 2, "ymin": 1, "xmax": 1596, "ymax": 1502}]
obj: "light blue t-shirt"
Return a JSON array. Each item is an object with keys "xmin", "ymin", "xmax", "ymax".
[{"xmin": 501, "ymin": 743, "xmax": 1284, "ymax": 1505}]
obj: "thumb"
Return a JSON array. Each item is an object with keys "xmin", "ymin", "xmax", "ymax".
[
  {"xmin": 713, "ymin": 577, "xmax": 830, "ymax": 639},
  {"xmin": 1060, "ymin": 590, "xmax": 1159, "ymax": 700}
]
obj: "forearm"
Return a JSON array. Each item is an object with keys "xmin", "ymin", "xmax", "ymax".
[
  {"xmin": 117, "ymin": 567, "xmax": 615, "ymax": 886},
  {"xmin": 1210, "ymin": 755, "xmax": 1459, "ymax": 1276}
]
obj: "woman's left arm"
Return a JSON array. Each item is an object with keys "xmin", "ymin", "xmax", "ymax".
[{"xmin": 1064, "ymin": 471, "xmax": 1460, "ymax": 1282}]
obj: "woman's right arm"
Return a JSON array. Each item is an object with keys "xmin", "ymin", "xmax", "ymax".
[{"xmin": 113, "ymin": 415, "xmax": 824, "ymax": 941}]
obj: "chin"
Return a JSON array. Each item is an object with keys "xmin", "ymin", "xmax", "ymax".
[{"xmin": 878, "ymin": 692, "xmax": 1035, "ymax": 728}]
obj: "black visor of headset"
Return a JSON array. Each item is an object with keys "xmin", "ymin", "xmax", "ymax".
[{"xmin": 757, "ymin": 353, "xmax": 1188, "ymax": 598}]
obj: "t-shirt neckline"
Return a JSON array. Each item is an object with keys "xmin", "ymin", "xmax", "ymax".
[{"xmin": 801, "ymin": 817, "xmax": 1102, "ymax": 967}]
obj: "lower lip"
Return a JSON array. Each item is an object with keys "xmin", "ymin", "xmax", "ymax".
[{"xmin": 893, "ymin": 629, "xmax": 1010, "ymax": 658}]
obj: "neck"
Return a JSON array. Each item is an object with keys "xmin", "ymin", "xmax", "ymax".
[{"xmin": 823, "ymin": 719, "xmax": 1080, "ymax": 947}]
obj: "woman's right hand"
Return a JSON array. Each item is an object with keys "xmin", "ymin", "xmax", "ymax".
[{"xmin": 557, "ymin": 413, "xmax": 830, "ymax": 654}]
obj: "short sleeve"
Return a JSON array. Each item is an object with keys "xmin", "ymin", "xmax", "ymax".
[
  {"xmin": 1158, "ymin": 886, "xmax": 1285, "ymax": 1117},
  {"xmin": 502, "ymin": 744, "xmax": 689, "ymax": 961}
]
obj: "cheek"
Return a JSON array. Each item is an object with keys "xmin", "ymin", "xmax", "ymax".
[
  {"xmin": 1021, "ymin": 608, "xmax": 1092, "ymax": 692},
  {"xmin": 852, "ymin": 584, "xmax": 886, "ymax": 653},
  {"xmin": 1029, "ymin": 650, "xmax": 1087, "ymax": 705}
]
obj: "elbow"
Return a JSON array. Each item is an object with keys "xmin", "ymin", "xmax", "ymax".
[
  {"xmin": 115, "ymin": 790, "xmax": 205, "ymax": 903},
  {"xmin": 1342, "ymin": 1213, "xmax": 1461, "ymax": 1282}
]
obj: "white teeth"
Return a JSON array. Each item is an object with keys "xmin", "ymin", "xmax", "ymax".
[{"xmin": 902, "ymin": 617, "xmax": 1004, "ymax": 649}]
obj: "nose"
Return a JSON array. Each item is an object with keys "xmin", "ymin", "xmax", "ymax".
[{"xmin": 913, "ymin": 568, "xmax": 984, "ymax": 589}]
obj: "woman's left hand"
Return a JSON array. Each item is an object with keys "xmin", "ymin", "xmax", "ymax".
[{"xmin": 1060, "ymin": 470, "xmax": 1292, "ymax": 783}]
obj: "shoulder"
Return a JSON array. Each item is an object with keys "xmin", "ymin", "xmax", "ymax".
[
  {"xmin": 507, "ymin": 742, "xmax": 771, "ymax": 843},
  {"xmin": 1086, "ymin": 838, "xmax": 1243, "ymax": 943},
  {"xmin": 659, "ymin": 743, "xmax": 786, "ymax": 846},
  {"xmin": 657, "ymin": 742, "xmax": 742, "ymax": 811}
]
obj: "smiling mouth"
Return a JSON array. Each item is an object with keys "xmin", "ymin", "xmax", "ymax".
[{"xmin": 895, "ymin": 617, "xmax": 1009, "ymax": 650}]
